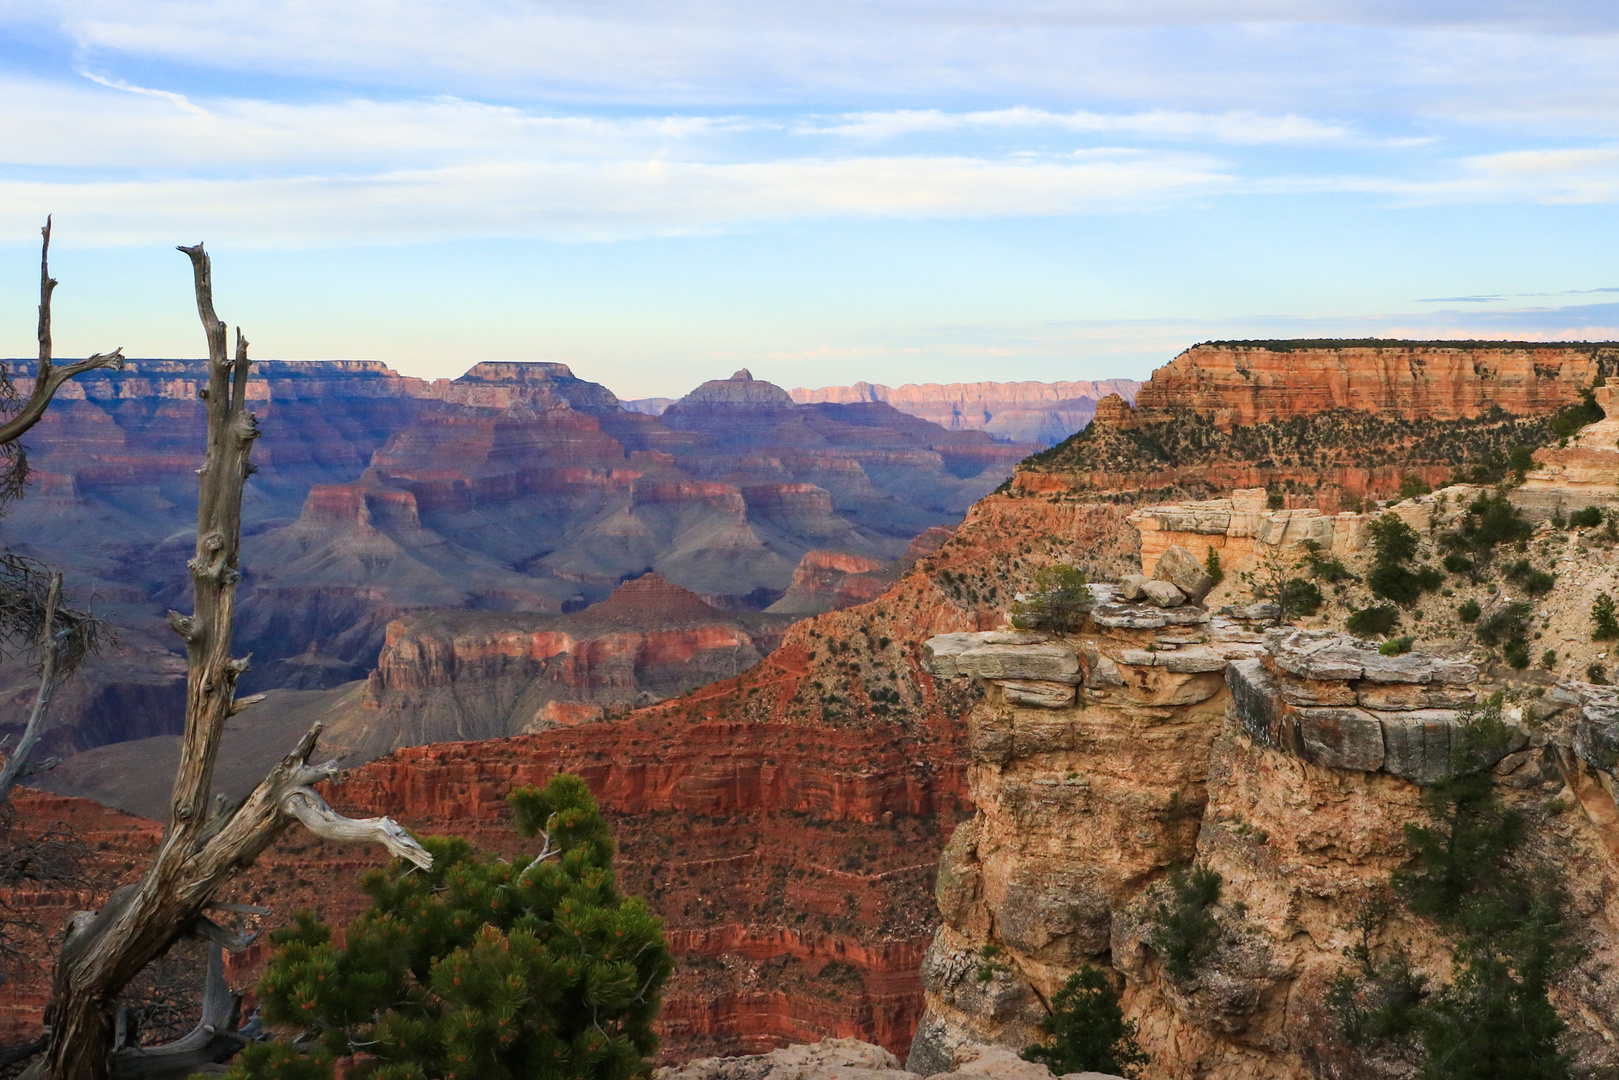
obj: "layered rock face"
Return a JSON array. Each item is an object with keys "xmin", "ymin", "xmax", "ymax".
[
  {"xmin": 788, "ymin": 380, "xmax": 1143, "ymax": 447},
  {"xmin": 1135, "ymin": 341, "xmax": 1619, "ymax": 427},
  {"xmin": 914, "ymin": 606, "xmax": 1619, "ymax": 1078},
  {"xmin": 1018, "ymin": 342, "xmax": 1618, "ymax": 503},
  {"xmin": 337, "ymin": 574, "xmax": 794, "ymax": 759}
]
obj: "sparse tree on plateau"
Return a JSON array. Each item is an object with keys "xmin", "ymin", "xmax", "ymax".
[{"xmin": 16, "ymin": 241, "xmax": 432, "ymax": 1080}]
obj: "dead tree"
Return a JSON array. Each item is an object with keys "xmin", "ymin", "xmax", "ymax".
[
  {"xmin": 0, "ymin": 217, "xmax": 125, "ymax": 791},
  {"xmin": 23, "ymin": 243, "xmax": 431, "ymax": 1080},
  {"xmin": 0, "ymin": 217, "xmax": 126, "ymax": 497}
]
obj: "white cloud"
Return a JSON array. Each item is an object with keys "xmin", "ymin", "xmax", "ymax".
[{"xmin": 0, "ymin": 151, "xmax": 1231, "ymax": 246}]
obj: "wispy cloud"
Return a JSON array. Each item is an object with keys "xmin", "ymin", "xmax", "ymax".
[{"xmin": 802, "ymin": 107, "xmax": 1380, "ymax": 145}]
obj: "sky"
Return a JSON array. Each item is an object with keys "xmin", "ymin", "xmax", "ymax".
[{"xmin": 1, "ymin": 2, "xmax": 1618, "ymax": 398}]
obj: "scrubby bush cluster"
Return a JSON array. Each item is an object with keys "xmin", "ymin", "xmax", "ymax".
[
  {"xmin": 1025, "ymin": 405, "xmax": 1564, "ymax": 492},
  {"xmin": 1010, "ymin": 564, "xmax": 1093, "ymax": 633}
]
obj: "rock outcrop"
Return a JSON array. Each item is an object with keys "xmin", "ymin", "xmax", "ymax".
[
  {"xmin": 913, "ymin": 610, "xmax": 1619, "ymax": 1078},
  {"xmin": 656, "ymin": 1037, "xmax": 1124, "ymax": 1080}
]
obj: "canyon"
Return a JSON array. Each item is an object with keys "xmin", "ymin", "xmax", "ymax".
[
  {"xmin": 7, "ymin": 338, "xmax": 1619, "ymax": 1077},
  {"xmin": 0, "ymin": 361, "xmax": 1034, "ymax": 762}
]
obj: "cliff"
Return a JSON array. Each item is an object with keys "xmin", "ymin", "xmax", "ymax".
[
  {"xmin": 1014, "ymin": 340, "xmax": 1619, "ymax": 503},
  {"xmin": 788, "ymin": 380, "xmax": 1143, "ymax": 447},
  {"xmin": 914, "ymin": 609, "xmax": 1619, "ymax": 1078},
  {"xmin": 1135, "ymin": 340, "xmax": 1619, "ymax": 427}
]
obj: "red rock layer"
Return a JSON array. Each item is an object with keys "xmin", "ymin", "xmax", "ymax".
[{"xmin": 1135, "ymin": 341, "xmax": 1619, "ymax": 426}]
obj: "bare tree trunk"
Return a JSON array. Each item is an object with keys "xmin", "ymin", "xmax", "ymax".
[
  {"xmin": 30, "ymin": 244, "xmax": 430, "ymax": 1080},
  {"xmin": 0, "ymin": 571, "xmax": 63, "ymax": 802},
  {"xmin": 0, "ymin": 217, "xmax": 124, "ymax": 447}
]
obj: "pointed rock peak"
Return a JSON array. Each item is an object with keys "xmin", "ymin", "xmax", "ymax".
[
  {"xmin": 673, "ymin": 371, "xmax": 795, "ymax": 408},
  {"xmin": 579, "ymin": 572, "xmax": 725, "ymax": 626}
]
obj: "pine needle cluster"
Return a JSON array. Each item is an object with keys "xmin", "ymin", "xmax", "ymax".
[{"xmin": 229, "ymin": 774, "xmax": 672, "ymax": 1080}]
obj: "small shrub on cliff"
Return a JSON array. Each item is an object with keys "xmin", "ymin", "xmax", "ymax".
[
  {"xmin": 1379, "ymin": 635, "xmax": 1414, "ymax": 656},
  {"xmin": 1592, "ymin": 592, "xmax": 1619, "ymax": 641},
  {"xmin": 230, "ymin": 773, "xmax": 673, "ymax": 1080},
  {"xmin": 1399, "ymin": 474, "xmax": 1433, "ymax": 499},
  {"xmin": 1145, "ymin": 865, "xmax": 1225, "ymax": 982},
  {"xmin": 1281, "ymin": 578, "xmax": 1323, "ymax": 616},
  {"xmin": 1203, "ymin": 546, "xmax": 1224, "ymax": 586},
  {"xmin": 1021, "ymin": 967, "xmax": 1149, "ymax": 1079},
  {"xmin": 1367, "ymin": 514, "xmax": 1442, "ymax": 607},
  {"xmin": 1458, "ymin": 599, "xmax": 1481, "ymax": 623},
  {"xmin": 1347, "ymin": 604, "xmax": 1400, "ymax": 638},
  {"xmin": 1010, "ymin": 564, "xmax": 1092, "ymax": 634},
  {"xmin": 1569, "ymin": 505, "xmax": 1603, "ymax": 528},
  {"xmin": 1301, "ymin": 539, "xmax": 1353, "ymax": 583}
]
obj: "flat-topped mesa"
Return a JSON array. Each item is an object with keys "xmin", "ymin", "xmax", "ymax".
[
  {"xmin": 913, "ymin": 609, "xmax": 1619, "ymax": 1077},
  {"xmin": 436, "ymin": 361, "xmax": 625, "ymax": 414},
  {"xmin": 1135, "ymin": 340, "xmax": 1619, "ymax": 426}
]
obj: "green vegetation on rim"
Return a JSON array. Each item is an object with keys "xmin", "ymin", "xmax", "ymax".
[{"xmin": 1022, "ymin": 406, "xmax": 1556, "ymax": 484}]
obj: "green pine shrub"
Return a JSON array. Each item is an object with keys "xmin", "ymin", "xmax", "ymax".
[
  {"xmin": 1145, "ymin": 866, "xmax": 1225, "ymax": 982},
  {"xmin": 1281, "ymin": 578, "xmax": 1323, "ymax": 616},
  {"xmin": 1021, "ymin": 967, "xmax": 1149, "ymax": 1079},
  {"xmin": 232, "ymin": 773, "xmax": 673, "ymax": 1080},
  {"xmin": 1593, "ymin": 593, "xmax": 1619, "ymax": 641},
  {"xmin": 1458, "ymin": 599, "xmax": 1481, "ymax": 623},
  {"xmin": 1441, "ymin": 553, "xmax": 1474, "ymax": 575},
  {"xmin": 1569, "ymin": 505, "xmax": 1603, "ymax": 528},
  {"xmin": 1348, "ymin": 604, "xmax": 1400, "ymax": 638},
  {"xmin": 1204, "ymin": 546, "xmax": 1224, "ymax": 586},
  {"xmin": 1301, "ymin": 539, "xmax": 1354, "ymax": 582},
  {"xmin": 1588, "ymin": 662, "xmax": 1609, "ymax": 685},
  {"xmin": 1379, "ymin": 636, "xmax": 1414, "ymax": 656}
]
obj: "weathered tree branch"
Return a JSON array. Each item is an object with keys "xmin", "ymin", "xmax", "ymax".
[
  {"xmin": 109, "ymin": 944, "xmax": 245, "ymax": 1080},
  {"xmin": 0, "ymin": 572, "xmax": 63, "ymax": 802},
  {"xmin": 0, "ymin": 217, "xmax": 124, "ymax": 447},
  {"xmin": 30, "ymin": 242, "xmax": 430, "ymax": 1080}
]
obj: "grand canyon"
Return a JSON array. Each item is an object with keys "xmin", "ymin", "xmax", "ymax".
[{"xmin": 5, "ymin": 339, "xmax": 1619, "ymax": 1080}]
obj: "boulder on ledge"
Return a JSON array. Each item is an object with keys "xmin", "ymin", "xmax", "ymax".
[
  {"xmin": 1153, "ymin": 543, "xmax": 1216, "ymax": 603},
  {"xmin": 1141, "ymin": 580, "xmax": 1187, "ymax": 608}
]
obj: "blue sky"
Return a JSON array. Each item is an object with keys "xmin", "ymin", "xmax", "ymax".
[{"xmin": 1, "ymin": 2, "xmax": 1618, "ymax": 397}]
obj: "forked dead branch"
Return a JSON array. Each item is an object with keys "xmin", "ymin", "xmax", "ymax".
[{"xmin": 20, "ymin": 242, "xmax": 431, "ymax": 1080}]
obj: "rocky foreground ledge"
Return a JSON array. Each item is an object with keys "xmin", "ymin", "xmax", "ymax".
[{"xmin": 657, "ymin": 1038, "xmax": 1122, "ymax": 1080}]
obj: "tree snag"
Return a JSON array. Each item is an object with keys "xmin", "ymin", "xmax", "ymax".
[
  {"xmin": 0, "ymin": 216, "xmax": 126, "ymax": 789},
  {"xmin": 23, "ymin": 243, "xmax": 430, "ymax": 1080}
]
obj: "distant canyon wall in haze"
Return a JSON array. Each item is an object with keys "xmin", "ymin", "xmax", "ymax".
[{"xmin": 629, "ymin": 378, "xmax": 1142, "ymax": 447}]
